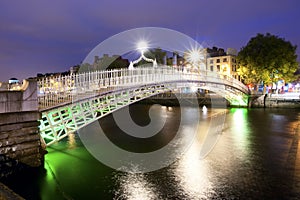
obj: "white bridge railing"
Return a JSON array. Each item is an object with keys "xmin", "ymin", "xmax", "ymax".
[
  {"xmin": 38, "ymin": 66, "xmax": 248, "ymax": 110},
  {"xmin": 38, "ymin": 66, "xmax": 249, "ymax": 146}
]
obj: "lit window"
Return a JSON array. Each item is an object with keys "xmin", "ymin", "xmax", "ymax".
[{"xmin": 232, "ymin": 65, "xmax": 236, "ymax": 72}]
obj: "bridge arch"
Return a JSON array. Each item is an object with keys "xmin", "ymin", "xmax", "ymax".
[{"xmin": 38, "ymin": 66, "xmax": 249, "ymax": 146}]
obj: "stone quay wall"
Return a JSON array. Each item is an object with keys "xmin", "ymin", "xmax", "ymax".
[
  {"xmin": 249, "ymin": 94, "xmax": 300, "ymax": 108},
  {"xmin": 0, "ymin": 79, "xmax": 43, "ymax": 178}
]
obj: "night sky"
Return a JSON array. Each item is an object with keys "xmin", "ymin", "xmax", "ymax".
[{"xmin": 0, "ymin": 0, "xmax": 300, "ymax": 81}]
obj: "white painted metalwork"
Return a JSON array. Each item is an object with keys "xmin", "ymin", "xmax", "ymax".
[
  {"xmin": 38, "ymin": 65, "xmax": 249, "ymax": 146},
  {"xmin": 38, "ymin": 66, "xmax": 248, "ymax": 110},
  {"xmin": 39, "ymin": 84, "xmax": 171, "ymax": 146}
]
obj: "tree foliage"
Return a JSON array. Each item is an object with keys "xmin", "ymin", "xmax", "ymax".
[
  {"xmin": 90, "ymin": 55, "xmax": 129, "ymax": 70},
  {"xmin": 134, "ymin": 48, "xmax": 167, "ymax": 67},
  {"xmin": 144, "ymin": 48, "xmax": 167, "ymax": 64},
  {"xmin": 237, "ymin": 33, "xmax": 299, "ymax": 85}
]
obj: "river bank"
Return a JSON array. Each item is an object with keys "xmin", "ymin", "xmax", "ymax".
[{"xmin": 250, "ymin": 93, "xmax": 300, "ymax": 108}]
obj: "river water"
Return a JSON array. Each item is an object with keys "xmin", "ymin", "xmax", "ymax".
[{"xmin": 2, "ymin": 104, "xmax": 300, "ymax": 199}]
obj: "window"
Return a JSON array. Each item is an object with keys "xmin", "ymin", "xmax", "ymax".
[
  {"xmin": 216, "ymin": 59, "xmax": 220, "ymax": 63},
  {"xmin": 232, "ymin": 65, "xmax": 236, "ymax": 72},
  {"xmin": 209, "ymin": 60, "xmax": 214, "ymax": 64},
  {"xmin": 217, "ymin": 65, "xmax": 220, "ymax": 72},
  {"xmin": 223, "ymin": 58, "xmax": 227, "ymax": 62},
  {"xmin": 210, "ymin": 65, "xmax": 213, "ymax": 71},
  {"xmin": 232, "ymin": 58, "xmax": 236, "ymax": 63}
]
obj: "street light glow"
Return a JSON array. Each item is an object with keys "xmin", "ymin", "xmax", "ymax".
[
  {"xmin": 129, "ymin": 39, "xmax": 157, "ymax": 69},
  {"xmin": 187, "ymin": 49, "xmax": 203, "ymax": 64},
  {"xmin": 136, "ymin": 40, "xmax": 149, "ymax": 53}
]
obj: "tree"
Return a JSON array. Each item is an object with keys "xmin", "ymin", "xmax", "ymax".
[
  {"xmin": 133, "ymin": 48, "xmax": 167, "ymax": 67},
  {"xmin": 237, "ymin": 33, "xmax": 299, "ymax": 90},
  {"xmin": 144, "ymin": 48, "xmax": 167, "ymax": 64},
  {"xmin": 91, "ymin": 55, "xmax": 129, "ymax": 70}
]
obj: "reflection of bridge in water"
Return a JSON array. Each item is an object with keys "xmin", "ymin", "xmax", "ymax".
[{"xmin": 38, "ymin": 66, "xmax": 249, "ymax": 146}]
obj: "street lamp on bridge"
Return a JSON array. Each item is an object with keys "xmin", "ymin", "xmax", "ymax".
[
  {"xmin": 185, "ymin": 49, "xmax": 205, "ymax": 72},
  {"xmin": 136, "ymin": 40, "xmax": 149, "ymax": 54},
  {"xmin": 128, "ymin": 40, "xmax": 157, "ymax": 70}
]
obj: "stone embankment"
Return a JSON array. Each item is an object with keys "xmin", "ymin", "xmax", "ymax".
[
  {"xmin": 0, "ymin": 79, "xmax": 44, "ymax": 199},
  {"xmin": 0, "ymin": 79, "xmax": 43, "ymax": 177},
  {"xmin": 249, "ymin": 93, "xmax": 300, "ymax": 108}
]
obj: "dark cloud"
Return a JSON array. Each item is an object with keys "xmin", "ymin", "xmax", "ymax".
[{"xmin": 0, "ymin": 0, "xmax": 299, "ymax": 81}]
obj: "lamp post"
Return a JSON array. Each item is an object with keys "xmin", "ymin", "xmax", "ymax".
[
  {"xmin": 128, "ymin": 40, "xmax": 157, "ymax": 70},
  {"xmin": 186, "ymin": 49, "xmax": 204, "ymax": 73}
]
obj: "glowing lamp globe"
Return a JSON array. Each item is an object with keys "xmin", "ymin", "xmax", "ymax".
[
  {"xmin": 188, "ymin": 50, "xmax": 202, "ymax": 64},
  {"xmin": 136, "ymin": 40, "xmax": 149, "ymax": 53}
]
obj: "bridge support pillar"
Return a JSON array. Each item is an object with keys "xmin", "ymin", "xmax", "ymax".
[{"xmin": 0, "ymin": 79, "xmax": 44, "ymax": 178}]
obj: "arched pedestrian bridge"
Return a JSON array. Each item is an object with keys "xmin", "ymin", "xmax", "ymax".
[{"xmin": 38, "ymin": 66, "xmax": 249, "ymax": 146}]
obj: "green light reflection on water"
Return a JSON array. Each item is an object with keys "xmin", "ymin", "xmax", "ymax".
[
  {"xmin": 229, "ymin": 108, "xmax": 251, "ymax": 156},
  {"xmin": 42, "ymin": 132, "xmax": 116, "ymax": 199}
]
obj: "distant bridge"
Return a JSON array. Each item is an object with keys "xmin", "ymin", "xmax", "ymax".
[{"xmin": 37, "ymin": 66, "xmax": 249, "ymax": 146}]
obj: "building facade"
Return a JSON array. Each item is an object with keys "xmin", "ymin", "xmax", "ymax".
[{"xmin": 204, "ymin": 47, "xmax": 240, "ymax": 80}]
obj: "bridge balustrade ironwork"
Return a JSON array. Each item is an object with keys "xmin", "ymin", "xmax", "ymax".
[
  {"xmin": 37, "ymin": 66, "xmax": 248, "ymax": 110},
  {"xmin": 37, "ymin": 66, "xmax": 249, "ymax": 146}
]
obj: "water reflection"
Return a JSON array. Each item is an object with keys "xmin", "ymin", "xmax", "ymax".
[
  {"xmin": 230, "ymin": 108, "xmax": 250, "ymax": 156},
  {"xmin": 67, "ymin": 132, "xmax": 77, "ymax": 149},
  {"xmin": 173, "ymin": 138, "xmax": 213, "ymax": 199},
  {"xmin": 3, "ymin": 106, "xmax": 300, "ymax": 199},
  {"xmin": 115, "ymin": 173, "xmax": 157, "ymax": 200},
  {"xmin": 270, "ymin": 113, "xmax": 289, "ymax": 133}
]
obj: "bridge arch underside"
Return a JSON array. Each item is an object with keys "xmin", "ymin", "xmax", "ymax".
[
  {"xmin": 39, "ymin": 81, "xmax": 248, "ymax": 146},
  {"xmin": 180, "ymin": 81, "xmax": 249, "ymax": 107}
]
